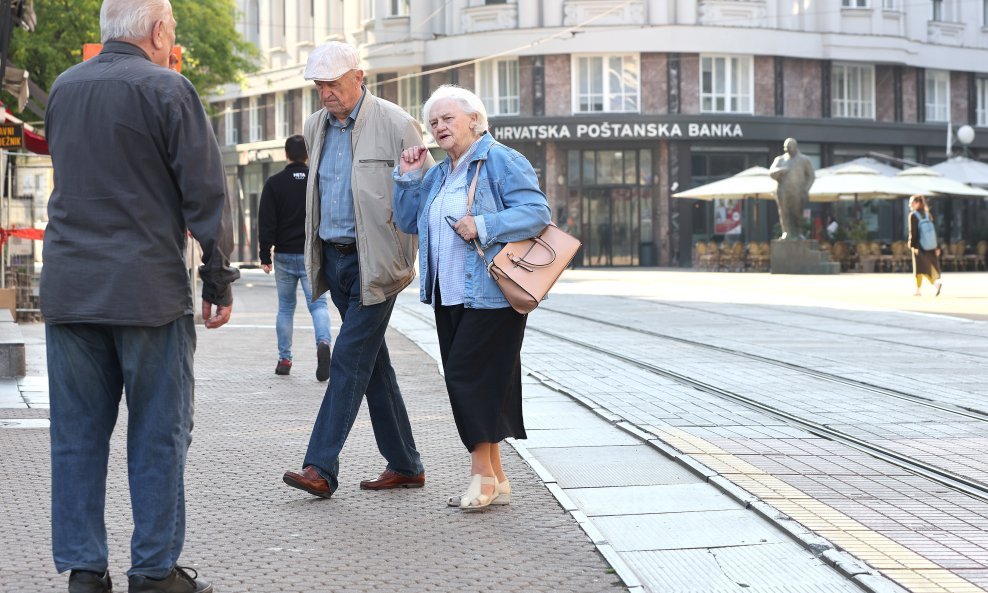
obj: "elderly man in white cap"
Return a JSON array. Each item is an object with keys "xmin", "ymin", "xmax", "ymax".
[{"xmin": 283, "ymin": 41, "xmax": 434, "ymax": 498}]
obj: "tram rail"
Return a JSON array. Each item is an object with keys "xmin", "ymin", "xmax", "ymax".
[
  {"xmin": 590, "ymin": 298, "xmax": 988, "ymax": 360},
  {"xmin": 525, "ymin": 306, "xmax": 988, "ymax": 504}
]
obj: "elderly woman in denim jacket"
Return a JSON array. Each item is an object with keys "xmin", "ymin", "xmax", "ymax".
[{"xmin": 393, "ymin": 85, "xmax": 550, "ymax": 510}]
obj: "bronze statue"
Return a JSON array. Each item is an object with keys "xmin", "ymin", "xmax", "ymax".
[{"xmin": 769, "ymin": 138, "xmax": 815, "ymax": 240}]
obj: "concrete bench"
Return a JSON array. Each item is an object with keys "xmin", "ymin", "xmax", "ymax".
[{"xmin": 0, "ymin": 309, "xmax": 26, "ymax": 378}]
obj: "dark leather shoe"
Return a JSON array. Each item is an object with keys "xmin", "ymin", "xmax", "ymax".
[
  {"xmin": 128, "ymin": 566, "xmax": 211, "ymax": 593},
  {"xmin": 316, "ymin": 341, "xmax": 331, "ymax": 382},
  {"xmin": 69, "ymin": 570, "xmax": 112, "ymax": 593},
  {"xmin": 283, "ymin": 465, "xmax": 333, "ymax": 498},
  {"xmin": 360, "ymin": 468, "xmax": 425, "ymax": 490}
]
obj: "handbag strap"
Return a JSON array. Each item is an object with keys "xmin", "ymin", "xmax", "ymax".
[{"xmin": 464, "ymin": 163, "xmax": 493, "ymax": 268}]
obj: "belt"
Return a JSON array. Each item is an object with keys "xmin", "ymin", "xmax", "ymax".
[{"xmin": 329, "ymin": 241, "xmax": 357, "ymax": 255}]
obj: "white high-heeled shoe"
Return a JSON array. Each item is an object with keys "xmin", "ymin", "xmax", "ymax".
[
  {"xmin": 459, "ymin": 474, "xmax": 498, "ymax": 511},
  {"xmin": 448, "ymin": 479, "xmax": 511, "ymax": 507}
]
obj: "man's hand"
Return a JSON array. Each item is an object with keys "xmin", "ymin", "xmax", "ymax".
[
  {"xmin": 202, "ymin": 299, "xmax": 232, "ymax": 329},
  {"xmin": 262, "ymin": 264, "xmax": 272, "ymax": 274},
  {"xmin": 399, "ymin": 145, "xmax": 429, "ymax": 175}
]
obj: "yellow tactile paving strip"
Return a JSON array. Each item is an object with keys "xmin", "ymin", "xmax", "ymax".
[{"xmin": 649, "ymin": 426, "xmax": 987, "ymax": 593}]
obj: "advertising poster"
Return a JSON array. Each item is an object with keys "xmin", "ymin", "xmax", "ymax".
[{"xmin": 714, "ymin": 199, "xmax": 742, "ymax": 236}]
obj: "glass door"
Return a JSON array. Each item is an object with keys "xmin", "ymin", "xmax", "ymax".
[{"xmin": 582, "ymin": 188, "xmax": 639, "ymax": 267}]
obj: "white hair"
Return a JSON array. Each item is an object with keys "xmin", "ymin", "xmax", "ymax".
[
  {"xmin": 100, "ymin": 0, "xmax": 172, "ymax": 43},
  {"xmin": 422, "ymin": 84, "xmax": 489, "ymax": 135}
]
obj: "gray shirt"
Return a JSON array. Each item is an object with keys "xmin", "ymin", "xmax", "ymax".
[{"xmin": 41, "ymin": 41, "xmax": 239, "ymax": 325}]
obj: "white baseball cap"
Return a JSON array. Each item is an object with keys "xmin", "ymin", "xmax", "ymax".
[{"xmin": 304, "ymin": 42, "xmax": 360, "ymax": 82}]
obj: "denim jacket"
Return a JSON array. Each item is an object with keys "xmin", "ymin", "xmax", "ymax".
[{"xmin": 393, "ymin": 133, "xmax": 551, "ymax": 309}]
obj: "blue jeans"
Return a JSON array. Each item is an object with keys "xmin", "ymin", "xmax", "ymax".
[
  {"xmin": 303, "ymin": 243, "xmax": 423, "ymax": 491},
  {"xmin": 48, "ymin": 316, "xmax": 196, "ymax": 579},
  {"xmin": 274, "ymin": 252, "xmax": 331, "ymax": 360}
]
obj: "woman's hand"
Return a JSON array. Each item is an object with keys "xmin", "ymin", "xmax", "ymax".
[
  {"xmin": 452, "ymin": 215, "xmax": 478, "ymax": 242},
  {"xmin": 400, "ymin": 145, "xmax": 430, "ymax": 175}
]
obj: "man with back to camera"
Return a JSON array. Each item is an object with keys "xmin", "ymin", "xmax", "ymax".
[
  {"xmin": 258, "ymin": 135, "xmax": 332, "ymax": 380},
  {"xmin": 282, "ymin": 41, "xmax": 434, "ymax": 498},
  {"xmin": 42, "ymin": 1, "xmax": 237, "ymax": 592}
]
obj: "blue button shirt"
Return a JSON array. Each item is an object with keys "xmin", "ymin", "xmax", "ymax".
[{"xmin": 318, "ymin": 91, "xmax": 365, "ymax": 243}]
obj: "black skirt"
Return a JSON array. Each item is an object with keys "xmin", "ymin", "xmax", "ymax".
[{"xmin": 434, "ymin": 297, "xmax": 528, "ymax": 452}]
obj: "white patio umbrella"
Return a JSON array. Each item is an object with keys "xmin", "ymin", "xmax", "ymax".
[
  {"xmin": 809, "ymin": 165, "xmax": 933, "ymax": 202},
  {"xmin": 672, "ymin": 166, "xmax": 776, "ymax": 200},
  {"xmin": 928, "ymin": 156, "xmax": 988, "ymax": 188},
  {"xmin": 817, "ymin": 156, "xmax": 902, "ymax": 177},
  {"xmin": 896, "ymin": 167, "xmax": 988, "ymax": 197}
]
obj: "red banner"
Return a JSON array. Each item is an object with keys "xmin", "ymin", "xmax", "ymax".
[{"xmin": 0, "ymin": 227, "xmax": 44, "ymax": 245}]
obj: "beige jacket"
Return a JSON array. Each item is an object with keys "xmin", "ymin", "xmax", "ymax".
[{"xmin": 303, "ymin": 91, "xmax": 432, "ymax": 305}]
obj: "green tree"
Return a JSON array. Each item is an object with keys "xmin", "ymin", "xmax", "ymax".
[
  {"xmin": 171, "ymin": 0, "xmax": 258, "ymax": 97},
  {"xmin": 8, "ymin": 0, "xmax": 257, "ymax": 116},
  {"xmin": 8, "ymin": 0, "xmax": 101, "ymax": 103}
]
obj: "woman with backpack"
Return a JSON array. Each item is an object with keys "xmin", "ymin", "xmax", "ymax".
[{"xmin": 908, "ymin": 194, "xmax": 943, "ymax": 296}]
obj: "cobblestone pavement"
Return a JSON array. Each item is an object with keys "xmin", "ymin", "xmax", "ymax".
[{"xmin": 0, "ymin": 272, "xmax": 621, "ymax": 593}]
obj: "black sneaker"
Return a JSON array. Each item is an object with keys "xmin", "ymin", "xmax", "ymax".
[
  {"xmin": 316, "ymin": 341, "xmax": 331, "ymax": 382},
  {"xmin": 69, "ymin": 570, "xmax": 112, "ymax": 593},
  {"xmin": 275, "ymin": 358, "xmax": 292, "ymax": 375},
  {"xmin": 128, "ymin": 567, "xmax": 211, "ymax": 593}
]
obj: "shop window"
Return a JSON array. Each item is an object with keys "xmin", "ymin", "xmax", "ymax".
[
  {"xmin": 700, "ymin": 55, "xmax": 752, "ymax": 114},
  {"xmin": 477, "ymin": 59, "xmax": 520, "ymax": 116},
  {"xmin": 567, "ymin": 150, "xmax": 581, "ymax": 185},
  {"xmin": 570, "ymin": 149, "xmax": 644, "ymax": 186},
  {"xmin": 831, "ymin": 63, "xmax": 875, "ymax": 119},
  {"xmin": 925, "ymin": 69, "xmax": 950, "ymax": 122},
  {"xmin": 398, "ymin": 75, "xmax": 422, "ymax": 122},
  {"xmin": 977, "ymin": 78, "xmax": 988, "ymax": 127},
  {"xmin": 639, "ymin": 149, "xmax": 652, "ymax": 186},
  {"xmin": 572, "ymin": 54, "xmax": 640, "ymax": 114}
]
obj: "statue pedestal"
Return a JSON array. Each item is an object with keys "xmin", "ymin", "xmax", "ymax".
[{"xmin": 770, "ymin": 239, "xmax": 840, "ymax": 275}]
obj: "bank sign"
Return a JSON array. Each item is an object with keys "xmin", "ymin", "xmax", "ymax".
[{"xmin": 492, "ymin": 121, "xmax": 744, "ymax": 142}]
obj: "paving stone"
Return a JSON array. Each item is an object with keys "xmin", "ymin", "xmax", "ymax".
[
  {"xmin": 0, "ymin": 281, "xmax": 620, "ymax": 593},
  {"xmin": 528, "ymin": 444, "xmax": 701, "ymax": 488}
]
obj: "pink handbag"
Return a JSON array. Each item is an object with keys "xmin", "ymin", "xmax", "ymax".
[{"xmin": 464, "ymin": 164, "xmax": 580, "ymax": 314}]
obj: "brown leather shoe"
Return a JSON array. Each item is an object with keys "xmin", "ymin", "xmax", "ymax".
[
  {"xmin": 283, "ymin": 466, "xmax": 333, "ymax": 498},
  {"xmin": 360, "ymin": 468, "xmax": 425, "ymax": 490}
]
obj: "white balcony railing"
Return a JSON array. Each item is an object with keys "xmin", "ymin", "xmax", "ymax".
[
  {"xmin": 462, "ymin": 3, "xmax": 517, "ymax": 33},
  {"xmin": 698, "ymin": 0, "xmax": 767, "ymax": 28},
  {"xmin": 562, "ymin": 0, "xmax": 644, "ymax": 27}
]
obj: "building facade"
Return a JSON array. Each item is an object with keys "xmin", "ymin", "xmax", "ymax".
[{"xmin": 209, "ymin": 0, "xmax": 988, "ymax": 266}]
